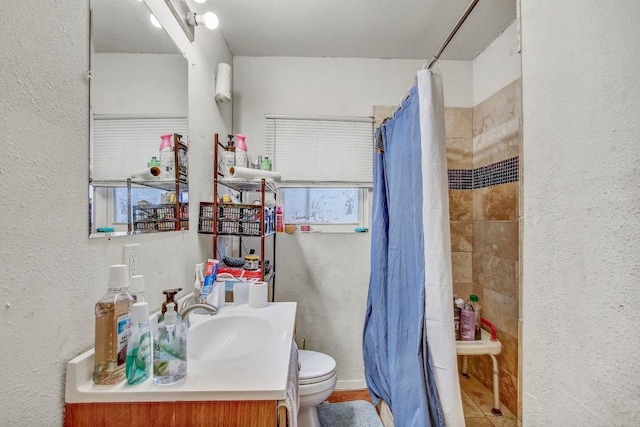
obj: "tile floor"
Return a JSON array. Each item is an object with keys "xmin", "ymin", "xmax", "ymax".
[
  {"xmin": 329, "ymin": 377, "xmax": 519, "ymax": 427},
  {"xmin": 460, "ymin": 375, "xmax": 518, "ymax": 427}
]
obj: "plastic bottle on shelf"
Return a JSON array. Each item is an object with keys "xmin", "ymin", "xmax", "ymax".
[
  {"xmin": 93, "ymin": 264, "xmax": 134, "ymax": 385},
  {"xmin": 259, "ymin": 156, "xmax": 272, "ymax": 171},
  {"xmin": 460, "ymin": 300, "xmax": 476, "ymax": 341},
  {"xmin": 235, "ymin": 134, "xmax": 248, "ymax": 168},
  {"xmin": 275, "ymin": 206, "xmax": 284, "ymax": 233},
  {"xmin": 222, "ymin": 134, "xmax": 235, "ymax": 177},
  {"xmin": 159, "ymin": 134, "xmax": 174, "ymax": 179},
  {"xmin": 469, "ymin": 294, "xmax": 481, "ymax": 340},
  {"xmin": 453, "ymin": 298, "xmax": 461, "ymax": 341}
]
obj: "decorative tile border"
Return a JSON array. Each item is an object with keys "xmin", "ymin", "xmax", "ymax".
[
  {"xmin": 447, "ymin": 169, "xmax": 473, "ymax": 190},
  {"xmin": 448, "ymin": 156, "xmax": 519, "ymax": 190}
]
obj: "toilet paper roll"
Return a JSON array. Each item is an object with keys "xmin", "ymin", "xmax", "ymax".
[
  {"xmin": 248, "ymin": 281, "xmax": 268, "ymax": 309},
  {"xmin": 131, "ymin": 166, "xmax": 161, "ymax": 181},
  {"xmin": 215, "ymin": 63, "xmax": 232, "ymax": 103},
  {"xmin": 229, "ymin": 166, "xmax": 282, "ymax": 182}
]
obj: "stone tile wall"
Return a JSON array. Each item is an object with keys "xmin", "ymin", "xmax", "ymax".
[
  {"xmin": 470, "ymin": 79, "xmax": 522, "ymax": 417},
  {"xmin": 445, "ymin": 78, "xmax": 522, "ymax": 418}
]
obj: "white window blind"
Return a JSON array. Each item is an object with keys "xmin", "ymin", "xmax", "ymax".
[
  {"xmin": 92, "ymin": 117, "xmax": 188, "ymax": 181},
  {"xmin": 265, "ymin": 115, "xmax": 373, "ymax": 184}
]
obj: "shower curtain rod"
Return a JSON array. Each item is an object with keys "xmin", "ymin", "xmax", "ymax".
[
  {"xmin": 425, "ymin": 0, "xmax": 480, "ymax": 70},
  {"xmin": 388, "ymin": 0, "xmax": 481, "ymax": 123}
]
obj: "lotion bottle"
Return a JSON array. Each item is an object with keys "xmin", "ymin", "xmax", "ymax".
[
  {"xmin": 93, "ymin": 264, "xmax": 134, "ymax": 385},
  {"xmin": 460, "ymin": 301, "xmax": 476, "ymax": 341},
  {"xmin": 125, "ymin": 302, "xmax": 151, "ymax": 385}
]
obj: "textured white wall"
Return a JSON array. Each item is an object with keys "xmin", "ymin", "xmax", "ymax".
[
  {"xmin": 0, "ymin": 0, "xmax": 231, "ymax": 424},
  {"xmin": 233, "ymin": 56, "xmax": 472, "ymax": 388},
  {"xmin": 93, "ymin": 53, "xmax": 188, "ymax": 116},
  {"xmin": 521, "ymin": 1, "xmax": 640, "ymax": 425},
  {"xmin": 234, "ymin": 56, "xmax": 473, "ymax": 158},
  {"xmin": 473, "ymin": 20, "xmax": 521, "ymax": 105}
]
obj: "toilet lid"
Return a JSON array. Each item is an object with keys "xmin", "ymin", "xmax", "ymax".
[{"xmin": 298, "ymin": 350, "xmax": 336, "ymax": 382}]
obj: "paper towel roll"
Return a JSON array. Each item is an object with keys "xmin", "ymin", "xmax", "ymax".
[
  {"xmin": 229, "ymin": 166, "xmax": 282, "ymax": 182},
  {"xmin": 131, "ymin": 166, "xmax": 161, "ymax": 181},
  {"xmin": 248, "ymin": 282, "xmax": 268, "ymax": 309},
  {"xmin": 215, "ymin": 63, "xmax": 232, "ymax": 103}
]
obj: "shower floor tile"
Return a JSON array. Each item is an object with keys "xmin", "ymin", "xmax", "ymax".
[{"xmin": 461, "ymin": 375, "xmax": 518, "ymax": 427}]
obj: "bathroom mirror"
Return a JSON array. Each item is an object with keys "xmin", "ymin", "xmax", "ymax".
[{"xmin": 89, "ymin": 0, "xmax": 188, "ymax": 237}]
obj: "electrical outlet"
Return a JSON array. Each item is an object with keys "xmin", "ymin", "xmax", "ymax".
[{"xmin": 123, "ymin": 243, "xmax": 140, "ymax": 276}]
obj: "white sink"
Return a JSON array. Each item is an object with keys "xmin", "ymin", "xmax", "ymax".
[
  {"xmin": 188, "ymin": 312, "xmax": 277, "ymax": 363},
  {"xmin": 65, "ymin": 302, "xmax": 297, "ymax": 403}
]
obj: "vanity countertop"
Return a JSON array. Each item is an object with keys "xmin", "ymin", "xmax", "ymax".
[{"xmin": 65, "ymin": 302, "xmax": 297, "ymax": 403}]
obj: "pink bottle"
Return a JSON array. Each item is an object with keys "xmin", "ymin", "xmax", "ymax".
[
  {"xmin": 235, "ymin": 134, "xmax": 248, "ymax": 168},
  {"xmin": 159, "ymin": 134, "xmax": 174, "ymax": 179},
  {"xmin": 460, "ymin": 304, "xmax": 476, "ymax": 341},
  {"xmin": 275, "ymin": 206, "xmax": 283, "ymax": 233}
]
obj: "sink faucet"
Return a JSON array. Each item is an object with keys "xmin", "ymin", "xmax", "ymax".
[{"xmin": 179, "ymin": 302, "xmax": 218, "ymax": 327}]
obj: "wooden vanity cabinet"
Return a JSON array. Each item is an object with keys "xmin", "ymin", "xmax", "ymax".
[{"xmin": 65, "ymin": 400, "xmax": 289, "ymax": 427}]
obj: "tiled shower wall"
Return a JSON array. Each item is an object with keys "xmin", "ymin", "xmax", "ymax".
[{"xmin": 447, "ymin": 79, "xmax": 522, "ymax": 417}]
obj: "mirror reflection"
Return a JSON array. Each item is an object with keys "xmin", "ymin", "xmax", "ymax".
[{"xmin": 90, "ymin": 0, "xmax": 189, "ymax": 237}]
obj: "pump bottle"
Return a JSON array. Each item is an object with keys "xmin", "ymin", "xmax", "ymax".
[{"xmin": 153, "ymin": 302, "xmax": 187, "ymax": 385}]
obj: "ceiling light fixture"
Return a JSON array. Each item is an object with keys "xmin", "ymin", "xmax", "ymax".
[
  {"xmin": 186, "ymin": 11, "xmax": 219, "ymax": 30},
  {"xmin": 193, "ymin": 0, "xmax": 207, "ymax": 3},
  {"xmin": 149, "ymin": 14, "xmax": 162, "ymax": 29}
]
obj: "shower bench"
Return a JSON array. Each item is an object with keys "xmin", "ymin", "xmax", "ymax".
[{"xmin": 455, "ymin": 318, "xmax": 503, "ymax": 416}]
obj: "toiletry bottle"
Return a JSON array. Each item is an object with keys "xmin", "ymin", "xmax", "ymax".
[
  {"xmin": 275, "ymin": 206, "xmax": 284, "ymax": 233},
  {"xmin": 222, "ymin": 134, "xmax": 236, "ymax": 177},
  {"xmin": 125, "ymin": 302, "xmax": 151, "ymax": 385},
  {"xmin": 235, "ymin": 134, "xmax": 248, "ymax": 168},
  {"xmin": 469, "ymin": 294, "xmax": 481, "ymax": 340},
  {"xmin": 460, "ymin": 301, "xmax": 476, "ymax": 341},
  {"xmin": 259, "ymin": 156, "xmax": 272, "ymax": 171},
  {"xmin": 453, "ymin": 299, "xmax": 461, "ymax": 341},
  {"xmin": 159, "ymin": 288, "xmax": 182, "ymax": 322},
  {"xmin": 256, "ymin": 155, "xmax": 263, "ymax": 170},
  {"xmin": 159, "ymin": 134, "xmax": 174, "ymax": 179},
  {"xmin": 93, "ymin": 264, "xmax": 135, "ymax": 385},
  {"xmin": 129, "ymin": 275, "xmax": 146, "ymax": 303},
  {"xmin": 153, "ymin": 302, "xmax": 187, "ymax": 385}
]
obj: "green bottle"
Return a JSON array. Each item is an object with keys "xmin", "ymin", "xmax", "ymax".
[
  {"xmin": 125, "ymin": 302, "xmax": 151, "ymax": 385},
  {"xmin": 259, "ymin": 156, "xmax": 272, "ymax": 171}
]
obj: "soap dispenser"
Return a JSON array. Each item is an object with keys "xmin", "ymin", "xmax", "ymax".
[
  {"xmin": 159, "ymin": 288, "xmax": 182, "ymax": 322},
  {"xmin": 153, "ymin": 302, "xmax": 187, "ymax": 385}
]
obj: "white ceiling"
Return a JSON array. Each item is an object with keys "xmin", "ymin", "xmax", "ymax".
[
  {"xmin": 95, "ymin": 0, "xmax": 516, "ymax": 61},
  {"xmin": 201, "ymin": 0, "xmax": 516, "ymax": 60}
]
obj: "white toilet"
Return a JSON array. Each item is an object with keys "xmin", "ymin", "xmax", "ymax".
[{"xmin": 297, "ymin": 349, "xmax": 338, "ymax": 427}]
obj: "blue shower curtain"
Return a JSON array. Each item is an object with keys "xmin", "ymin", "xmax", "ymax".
[{"xmin": 363, "ymin": 84, "xmax": 445, "ymax": 426}]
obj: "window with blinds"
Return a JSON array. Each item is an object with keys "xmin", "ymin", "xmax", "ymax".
[
  {"xmin": 264, "ymin": 115, "xmax": 373, "ymax": 231},
  {"xmin": 264, "ymin": 115, "xmax": 373, "ymax": 185},
  {"xmin": 92, "ymin": 117, "xmax": 188, "ymax": 181}
]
